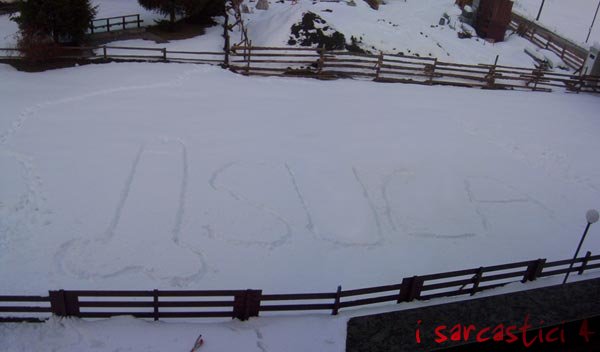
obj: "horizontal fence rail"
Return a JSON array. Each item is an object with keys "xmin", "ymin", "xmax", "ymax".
[
  {"xmin": 0, "ymin": 46, "xmax": 225, "ymax": 65},
  {"xmin": 2, "ymin": 252, "xmax": 599, "ymax": 323},
  {"xmin": 89, "ymin": 14, "xmax": 144, "ymax": 34},
  {"xmin": 228, "ymin": 45, "xmax": 600, "ymax": 94},
  {"xmin": 1, "ymin": 43, "xmax": 598, "ymax": 94},
  {"xmin": 510, "ymin": 12, "xmax": 587, "ymax": 71}
]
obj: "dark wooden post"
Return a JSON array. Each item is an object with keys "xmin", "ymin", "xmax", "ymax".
[
  {"xmin": 470, "ymin": 267, "xmax": 484, "ymax": 296},
  {"xmin": 137, "ymin": 14, "xmax": 141, "ymax": 28},
  {"xmin": 233, "ymin": 289, "xmax": 261, "ymax": 321},
  {"xmin": 49, "ymin": 290, "xmax": 67, "ymax": 316},
  {"xmin": 90, "ymin": 21, "xmax": 95, "ymax": 34},
  {"xmin": 162, "ymin": 48, "xmax": 167, "ymax": 61},
  {"xmin": 246, "ymin": 41, "xmax": 252, "ymax": 75},
  {"xmin": 578, "ymin": 251, "xmax": 592, "ymax": 275},
  {"xmin": 375, "ymin": 51, "xmax": 383, "ymax": 81},
  {"xmin": 398, "ymin": 276, "xmax": 424, "ymax": 303},
  {"xmin": 428, "ymin": 58, "xmax": 438, "ymax": 85},
  {"xmin": 331, "ymin": 285, "xmax": 342, "ymax": 315},
  {"xmin": 122, "ymin": 16, "xmax": 126, "ymax": 30},
  {"xmin": 223, "ymin": 12, "xmax": 230, "ymax": 67},
  {"xmin": 153, "ymin": 289, "xmax": 159, "ymax": 321},
  {"xmin": 317, "ymin": 46, "xmax": 325, "ymax": 77},
  {"xmin": 106, "ymin": 18, "xmax": 110, "ymax": 33},
  {"xmin": 103, "ymin": 46, "xmax": 107, "ymax": 60},
  {"xmin": 522, "ymin": 258, "xmax": 546, "ymax": 282}
]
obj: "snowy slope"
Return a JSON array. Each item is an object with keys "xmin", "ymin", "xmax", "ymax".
[{"xmin": 243, "ymin": 0, "xmax": 541, "ymax": 67}]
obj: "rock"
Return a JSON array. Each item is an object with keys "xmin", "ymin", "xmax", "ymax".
[
  {"xmin": 347, "ymin": 0, "xmax": 356, "ymax": 6},
  {"xmin": 256, "ymin": 0, "xmax": 269, "ymax": 10}
]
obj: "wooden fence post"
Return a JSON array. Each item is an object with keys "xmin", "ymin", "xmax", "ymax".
[
  {"xmin": 428, "ymin": 58, "xmax": 438, "ymax": 85},
  {"xmin": 90, "ymin": 21, "xmax": 95, "ymax": 34},
  {"xmin": 317, "ymin": 46, "xmax": 325, "ymax": 77},
  {"xmin": 397, "ymin": 276, "xmax": 424, "ymax": 303},
  {"xmin": 49, "ymin": 290, "xmax": 66, "ymax": 316},
  {"xmin": 578, "ymin": 251, "xmax": 592, "ymax": 275},
  {"xmin": 162, "ymin": 48, "xmax": 167, "ymax": 61},
  {"xmin": 233, "ymin": 289, "xmax": 261, "ymax": 321},
  {"xmin": 103, "ymin": 46, "xmax": 107, "ymax": 60},
  {"xmin": 522, "ymin": 258, "xmax": 546, "ymax": 282},
  {"xmin": 137, "ymin": 14, "xmax": 141, "ymax": 28},
  {"xmin": 223, "ymin": 12, "xmax": 230, "ymax": 67},
  {"xmin": 246, "ymin": 41, "xmax": 252, "ymax": 75},
  {"xmin": 106, "ymin": 18, "xmax": 110, "ymax": 33},
  {"xmin": 331, "ymin": 285, "xmax": 342, "ymax": 315},
  {"xmin": 470, "ymin": 267, "xmax": 484, "ymax": 296},
  {"xmin": 153, "ymin": 289, "xmax": 159, "ymax": 321},
  {"xmin": 375, "ymin": 51, "xmax": 383, "ymax": 80}
]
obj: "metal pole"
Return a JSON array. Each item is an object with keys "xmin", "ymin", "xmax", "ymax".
[
  {"xmin": 586, "ymin": 0, "xmax": 600, "ymax": 43},
  {"xmin": 563, "ymin": 222, "xmax": 592, "ymax": 285},
  {"xmin": 536, "ymin": 0, "xmax": 546, "ymax": 21}
]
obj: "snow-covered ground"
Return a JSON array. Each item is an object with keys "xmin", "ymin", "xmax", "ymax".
[
  {"xmin": 2, "ymin": 1, "xmax": 600, "ymax": 351},
  {"xmin": 1, "ymin": 62, "xmax": 599, "ymax": 296},
  {"xmin": 514, "ymin": 0, "xmax": 600, "ymax": 46}
]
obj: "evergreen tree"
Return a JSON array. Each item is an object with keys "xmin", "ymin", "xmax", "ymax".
[
  {"xmin": 138, "ymin": 0, "xmax": 224, "ymax": 26},
  {"xmin": 12, "ymin": 0, "xmax": 97, "ymax": 43}
]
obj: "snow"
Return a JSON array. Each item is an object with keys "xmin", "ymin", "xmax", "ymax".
[
  {"xmin": 242, "ymin": 0, "xmax": 541, "ymax": 67},
  {"xmin": 1, "ymin": 62, "xmax": 599, "ymax": 295},
  {"xmin": 514, "ymin": 0, "xmax": 600, "ymax": 46},
  {"xmin": 2, "ymin": 0, "xmax": 600, "ymax": 351}
]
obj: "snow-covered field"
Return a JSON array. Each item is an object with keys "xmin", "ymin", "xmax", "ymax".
[
  {"xmin": 1, "ymin": 1, "xmax": 600, "ymax": 351},
  {"xmin": 1, "ymin": 62, "xmax": 599, "ymax": 295}
]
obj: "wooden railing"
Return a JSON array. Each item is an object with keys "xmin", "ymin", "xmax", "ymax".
[
  {"xmin": 229, "ymin": 45, "xmax": 600, "ymax": 93},
  {"xmin": 510, "ymin": 12, "xmax": 588, "ymax": 71},
  {"xmin": 0, "ymin": 46, "xmax": 225, "ymax": 65},
  {"xmin": 89, "ymin": 14, "xmax": 144, "ymax": 34},
  {"xmin": 1, "ymin": 44, "xmax": 598, "ymax": 94},
  {"xmin": 2, "ymin": 252, "xmax": 599, "ymax": 323}
]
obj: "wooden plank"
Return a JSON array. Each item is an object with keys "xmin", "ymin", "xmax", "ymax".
[
  {"xmin": 158, "ymin": 290, "xmax": 241, "ymax": 297},
  {"xmin": 419, "ymin": 268, "xmax": 479, "ymax": 281},
  {"xmin": 78, "ymin": 312, "xmax": 156, "ymax": 318},
  {"xmin": 78, "ymin": 301, "xmax": 154, "ymax": 308},
  {"xmin": 479, "ymin": 271, "xmax": 525, "ymax": 282},
  {"xmin": 421, "ymin": 277, "xmax": 475, "ymax": 291},
  {"xmin": 259, "ymin": 303, "xmax": 332, "ymax": 311},
  {"xmin": 158, "ymin": 301, "xmax": 234, "ymax": 308},
  {"xmin": 341, "ymin": 283, "xmax": 402, "ymax": 297},
  {"xmin": 0, "ymin": 296, "xmax": 49, "ymax": 302},
  {"xmin": 339, "ymin": 294, "xmax": 399, "ymax": 308},
  {"xmin": 261, "ymin": 293, "xmax": 336, "ymax": 300},
  {"xmin": 69, "ymin": 290, "xmax": 154, "ymax": 297}
]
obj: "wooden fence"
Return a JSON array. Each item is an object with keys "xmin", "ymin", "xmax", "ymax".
[
  {"xmin": 1, "ymin": 43, "xmax": 599, "ymax": 93},
  {"xmin": 0, "ymin": 46, "xmax": 225, "ymax": 65},
  {"xmin": 89, "ymin": 14, "xmax": 144, "ymax": 34},
  {"xmin": 510, "ymin": 12, "xmax": 588, "ymax": 71},
  {"xmin": 2, "ymin": 252, "xmax": 599, "ymax": 323},
  {"xmin": 229, "ymin": 45, "xmax": 600, "ymax": 93}
]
